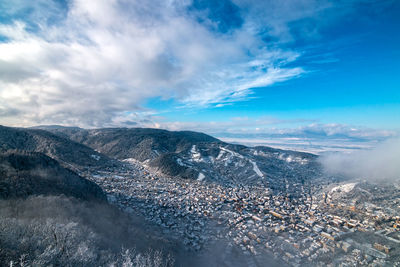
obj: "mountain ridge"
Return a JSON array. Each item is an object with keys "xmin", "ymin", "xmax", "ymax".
[
  {"xmin": 0, "ymin": 125, "xmax": 115, "ymax": 170},
  {"xmin": 35, "ymin": 125, "xmax": 321, "ymax": 190}
]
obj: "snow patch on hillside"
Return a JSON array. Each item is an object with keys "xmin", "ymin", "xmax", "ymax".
[
  {"xmin": 216, "ymin": 149, "xmax": 225, "ymax": 160},
  {"xmin": 123, "ymin": 158, "xmax": 137, "ymax": 163},
  {"xmin": 197, "ymin": 172, "xmax": 205, "ymax": 181},
  {"xmin": 190, "ymin": 145, "xmax": 202, "ymax": 162},
  {"xmin": 176, "ymin": 158, "xmax": 184, "ymax": 166},
  {"xmin": 222, "ymin": 147, "xmax": 244, "ymax": 159},
  {"xmin": 330, "ymin": 183, "xmax": 357, "ymax": 194},
  {"xmin": 249, "ymin": 160, "xmax": 264, "ymax": 178},
  {"xmin": 91, "ymin": 154, "xmax": 100, "ymax": 161}
]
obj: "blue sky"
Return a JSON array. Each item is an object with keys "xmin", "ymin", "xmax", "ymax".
[
  {"xmin": 147, "ymin": 0, "xmax": 400, "ymax": 127},
  {"xmin": 0, "ymin": 0, "xmax": 399, "ymax": 151}
]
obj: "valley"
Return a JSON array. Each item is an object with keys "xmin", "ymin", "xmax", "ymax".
[{"xmin": 1, "ymin": 125, "xmax": 399, "ymax": 266}]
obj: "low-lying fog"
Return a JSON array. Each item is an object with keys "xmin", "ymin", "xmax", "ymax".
[{"xmin": 319, "ymin": 138, "xmax": 400, "ymax": 181}]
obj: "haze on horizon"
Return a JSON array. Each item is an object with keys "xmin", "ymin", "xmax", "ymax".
[{"xmin": 0, "ymin": 0, "xmax": 399, "ymax": 151}]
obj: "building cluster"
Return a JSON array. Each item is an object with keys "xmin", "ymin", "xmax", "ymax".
[{"xmin": 82, "ymin": 160, "xmax": 400, "ymax": 266}]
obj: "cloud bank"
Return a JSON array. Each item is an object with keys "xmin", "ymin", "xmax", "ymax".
[
  {"xmin": 319, "ymin": 138, "xmax": 400, "ymax": 181},
  {"xmin": 204, "ymin": 121, "xmax": 397, "ymax": 153}
]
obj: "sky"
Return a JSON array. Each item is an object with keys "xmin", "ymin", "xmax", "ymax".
[{"xmin": 0, "ymin": 0, "xmax": 399, "ymax": 152}]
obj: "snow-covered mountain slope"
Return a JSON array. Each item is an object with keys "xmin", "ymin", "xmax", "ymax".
[
  {"xmin": 158, "ymin": 142, "xmax": 321, "ymax": 192},
  {"xmin": 39, "ymin": 127, "xmax": 322, "ymax": 191}
]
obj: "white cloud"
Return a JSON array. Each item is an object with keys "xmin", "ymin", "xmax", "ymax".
[
  {"xmin": 0, "ymin": 0, "xmax": 313, "ymax": 127},
  {"xmin": 278, "ymin": 123, "xmax": 398, "ymax": 140}
]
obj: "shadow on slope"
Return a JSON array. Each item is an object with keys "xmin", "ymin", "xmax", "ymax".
[{"xmin": 0, "ymin": 151, "xmax": 106, "ymax": 201}]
